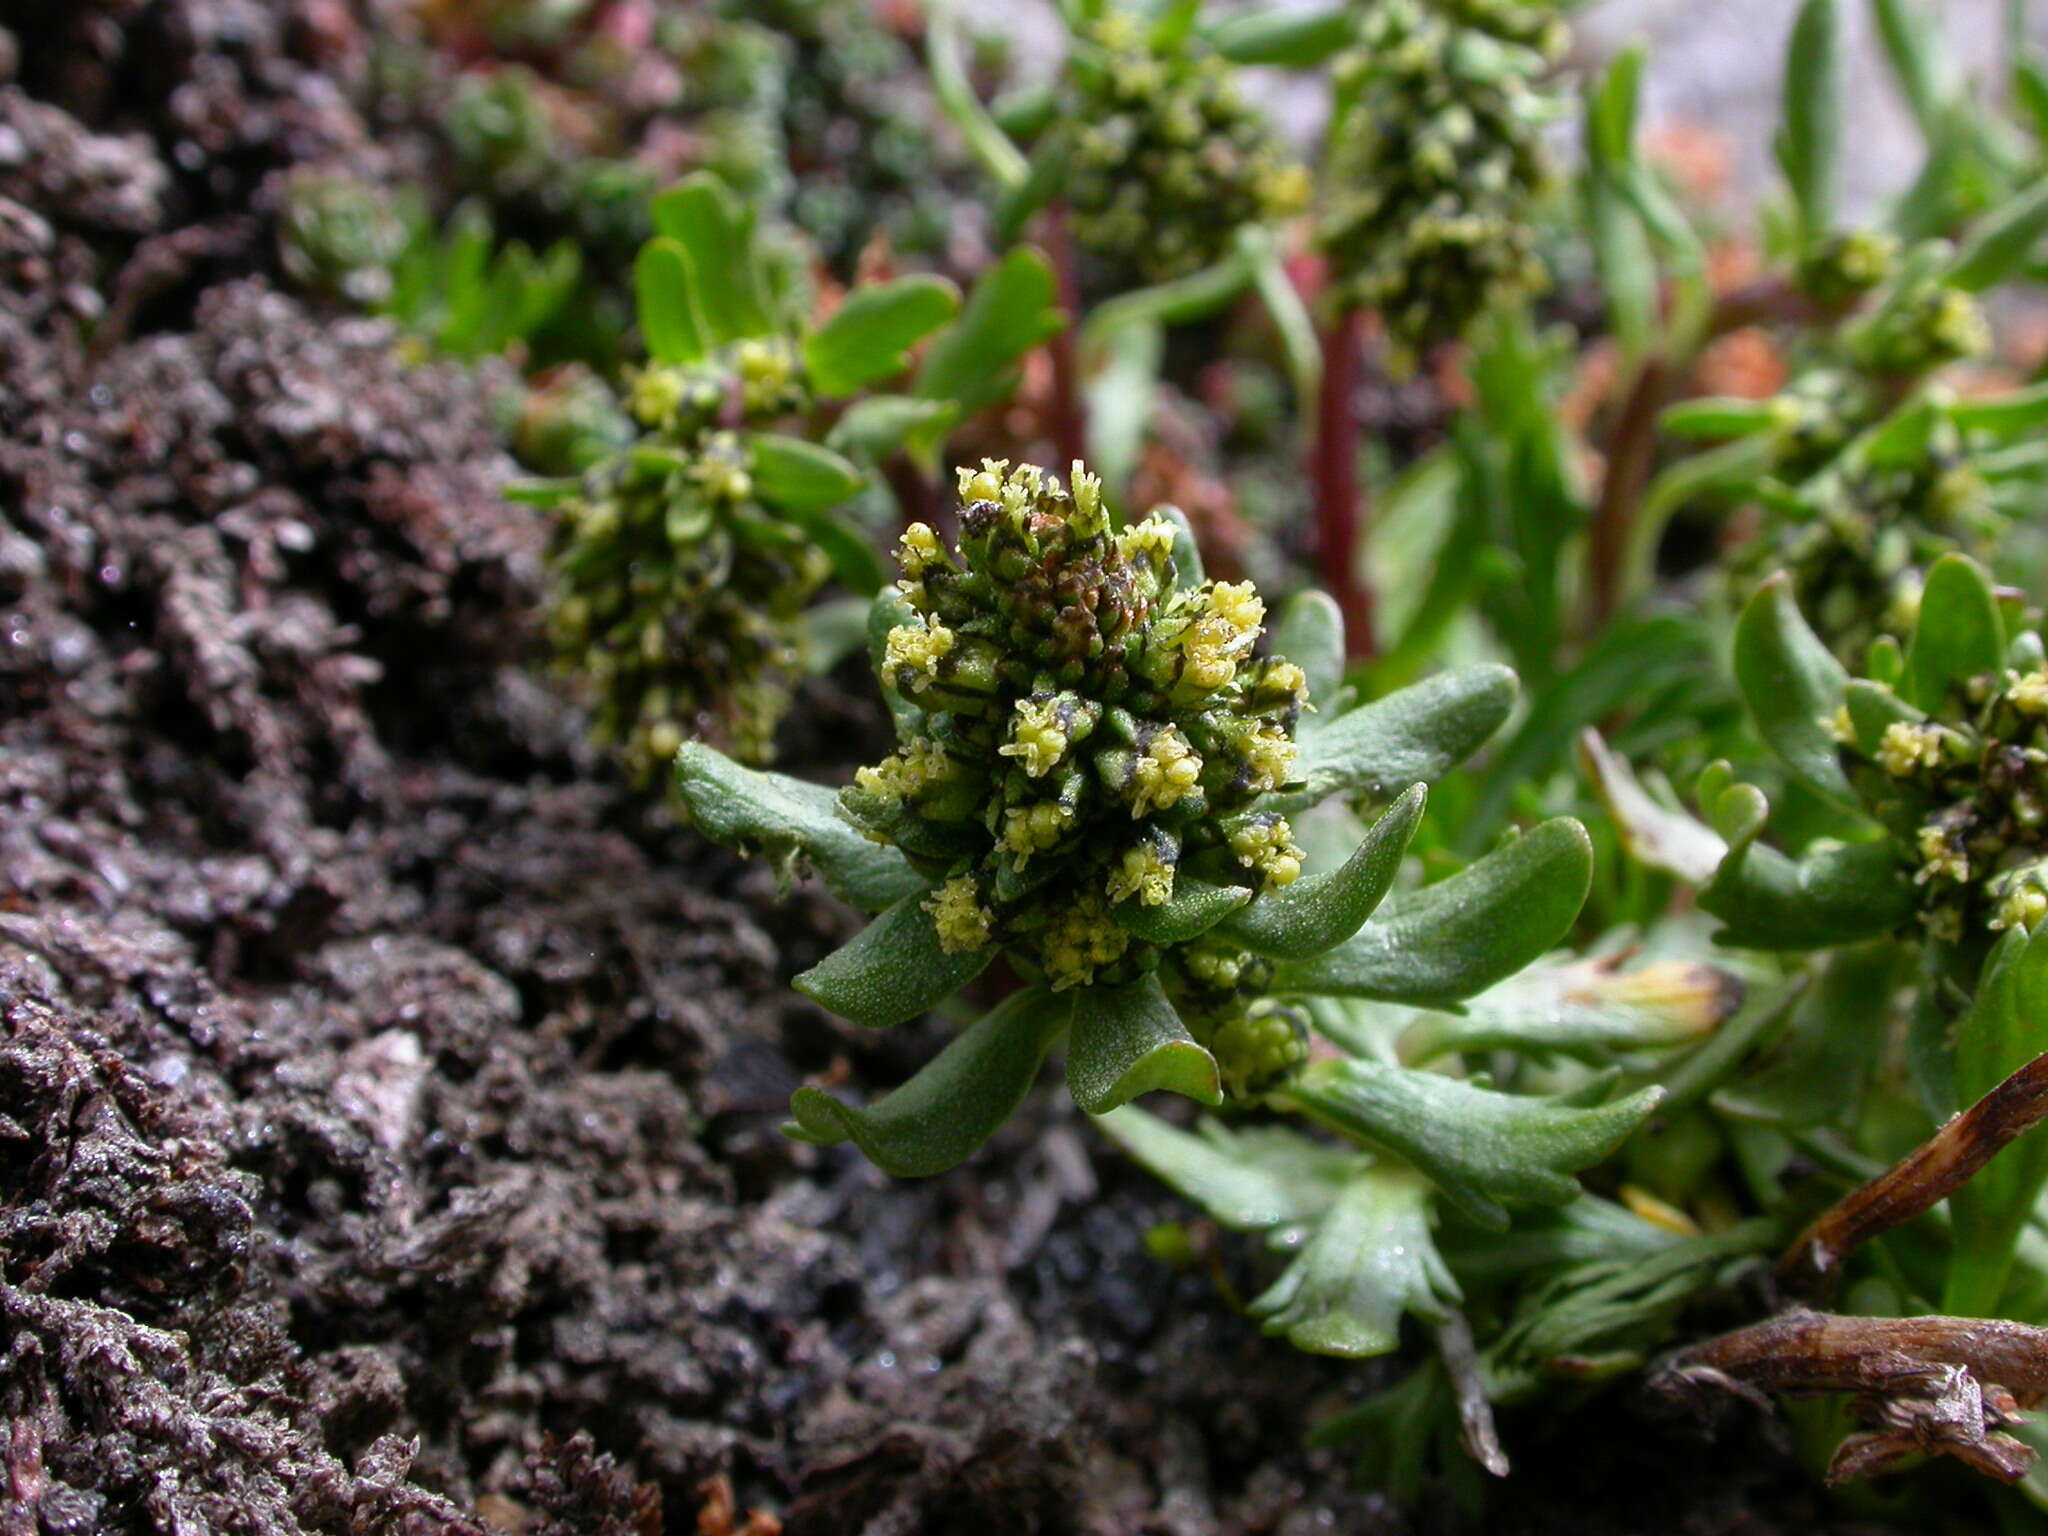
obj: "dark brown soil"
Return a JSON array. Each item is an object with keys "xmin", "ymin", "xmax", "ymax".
[{"xmin": 0, "ymin": 4, "xmax": 1925, "ymax": 1533}]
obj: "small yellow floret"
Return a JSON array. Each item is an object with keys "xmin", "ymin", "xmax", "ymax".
[
  {"xmin": 1877, "ymin": 721, "xmax": 1943, "ymax": 778},
  {"xmin": 1916, "ymin": 822, "xmax": 1970, "ymax": 883},
  {"xmin": 1230, "ymin": 816, "xmax": 1303, "ymax": 888},
  {"xmin": 1115, "ymin": 518, "xmax": 1177, "ymax": 565},
  {"xmin": 925, "ymin": 875, "xmax": 993, "ymax": 954},
  {"xmin": 999, "ymin": 696, "xmax": 1070, "ymax": 778},
  {"xmin": 853, "ymin": 737, "xmax": 952, "ymax": 802},
  {"xmin": 1129, "ymin": 728, "xmax": 1203, "ymax": 816},
  {"xmin": 1106, "ymin": 842, "xmax": 1176, "ymax": 907},
  {"xmin": 898, "ymin": 522, "xmax": 944, "ymax": 579},
  {"xmin": 1039, "ymin": 896, "xmax": 1130, "ymax": 990},
  {"xmin": 2011, "ymin": 667, "xmax": 2048, "ymax": 717},
  {"xmin": 1002, "ymin": 801, "xmax": 1073, "ymax": 864},
  {"xmin": 1242, "ymin": 728, "xmax": 1299, "ymax": 794},
  {"xmin": 884, "ymin": 616, "xmax": 955, "ymax": 693}
]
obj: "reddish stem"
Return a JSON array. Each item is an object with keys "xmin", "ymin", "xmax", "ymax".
[
  {"xmin": 1041, "ymin": 203, "xmax": 1088, "ymax": 471},
  {"xmin": 1314, "ymin": 305, "xmax": 1374, "ymax": 658}
]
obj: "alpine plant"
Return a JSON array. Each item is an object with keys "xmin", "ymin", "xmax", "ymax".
[
  {"xmin": 678, "ymin": 454, "xmax": 1631, "ymax": 1179},
  {"xmin": 1319, "ymin": 0, "xmax": 1565, "ymax": 359},
  {"xmin": 1062, "ymin": 11, "xmax": 1310, "ymax": 285}
]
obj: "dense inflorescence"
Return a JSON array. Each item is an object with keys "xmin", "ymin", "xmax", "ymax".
[
  {"xmin": 1719, "ymin": 256, "xmax": 1998, "ymax": 659},
  {"xmin": 1319, "ymin": 0, "xmax": 1564, "ymax": 358},
  {"xmin": 545, "ymin": 343, "xmax": 825, "ymax": 777},
  {"xmin": 1063, "ymin": 13, "xmax": 1310, "ymax": 285},
  {"xmin": 1839, "ymin": 636, "xmax": 2048, "ymax": 941},
  {"xmin": 845, "ymin": 458, "xmax": 1310, "ymax": 994}
]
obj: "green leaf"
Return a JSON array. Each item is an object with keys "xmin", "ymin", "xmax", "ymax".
[
  {"xmin": 675, "ymin": 742, "xmax": 924, "ymax": 911},
  {"xmin": 1208, "ymin": 5, "xmax": 1353, "ymax": 65},
  {"xmin": 1776, "ymin": 0, "xmax": 1843, "ymax": 242},
  {"xmin": 787, "ymin": 988, "xmax": 1074, "ymax": 1175},
  {"xmin": 1587, "ymin": 43, "xmax": 1644, "ymax": 170},
  {"xmin": 928, "ymin": 0, "xmax": 1028, "ymax": 189},
  {"xmin": 1945, "ymin": 179, "xmax": 2048, "ymax": 292},
  {"xmin": 746, "ymin": 434, "xmax": 864, "ymax": 513},
  {"xmin": 1712, "ymin": 942, "xmax": 1898, "ymax": 1127},
  {"xmin": 1871, "ymin": 0, "xmax": 1948, "ymax": 131},
  {"xmin": 1153, "ymin": 505, "xmax": 1206, "ymax": 590},
  {"xmin": 793, "ymin": 891, "xmax": 993, "ymax": 1028},
  {"xmin": 1403, "ymin": 953, "xmax": 1745, "ymax": 1065},
  {"xmin": 1947, "ymin": 380, "xmax": 2048, "ymax": 437},
  {"xmin": 1732, "ymin": 574, "xmax": 1854, "ymax": 807},
  {"xmin": 1271, "ymin": 590, "xmax": 1347, "ymax": 725},
  {"xmin": 1841, "ymin": 677, "xmax": 1924, "ymax": 757},
  {"xmin": 915, "ymin": 247, "xmax": 1064, "ymax": 413},
  {"xmin": 803, "ymin": 276, "xmax": 961, "ymax": 398},
  {"xmin": 1093, "ymin": 1107, "xmax": 1360, "ymax": 1230},
  {"xmin": 1285, "ymin": 1059, "xmax": 1666, "ymax": 1229},
  {"xmin": 1066, "ymin": 974, "xmax": 1221, "ymax": 1114},
  {"xmin": 1947, "ymin": 922, "xmax": 2048, "ymax": 1314},
  {"xmin": 650, "ymin": 173, "xmax": 770, "ymax": 345},
  {"xmin": 1698, "ymin": 798, "xmax": 1912, "ymax": 950},
  {"xmin": 1904, "ymin": 553, "xmax": 2005, "ymax": 712},
  {"xmin": 1112, "ymin": 877, "xmax": 1252, "ymax": 943},
  {"xmin": 1272, "ymin": 819, "xmax": 1592, "ymax": 1007},
  {"xmin": 1224, "ymin": 785, "xmax": 1424, "ymax": 959},
  {"xmin": 772, "ymin": 501, "xmax": 888, "ymax": 595},
  {"xmin": 1659, "ymin": 397, "xmax": 1787, "ymax": 440},
  {"xmin": 825, "ymin": 396, "xmax": 962, "ymax": 464},
  {"xmin": 1859, "ymin": 394, "xmax": 1942, "ymax": 471},
  {"xmin": 1250, "ymin": 1162, "xmax": 1456, "ymax": 1357},
  {"xmin": 633, "ymin": 238, "xmax": 704, "ymax": 364},
  {"xmin": 1288, "ymin": 666, "xmax": 1517, "ymax": 808}
]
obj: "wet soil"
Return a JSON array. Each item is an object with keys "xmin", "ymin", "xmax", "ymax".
[{"xmin": 0, "ymin": 4, "xmax": 1914, "ymax": 1532}]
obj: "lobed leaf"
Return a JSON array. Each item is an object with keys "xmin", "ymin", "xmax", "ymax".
[
  {"xmin": 1776, "ymin": 0, "xmax": 1842, "ymax": 242},
  {"xmin": 1112, "ymin": 877, "xmax": 1252, "ymax": 944},
  {"xmin": 1284, "ymin": 1059, "xmax": 1666, "ymax": 1229},
  {"xmin": 803, "ymin": 276, "xmax": 961, "ymax": 399},
  {"xmin": 1093, "ymin": 1107, "xmax": 1361, "ymax": 1230},
  {"xmin": 1732, "ymin": 574, "xmax": 1854, "ymax": 808},
  {"xmin": 1272, "ymin": 819, "xmax": 1592, "ymax": 1007},
  {"xmin": 794, "ymin": 891, "xmax": 994, "ymax": 1028},
  {"xmin": 915, "ymin": 247, "xmax": 1064, "ymax": 413},
  {"xmin": 675, "ymin": 742, "xmax": 924, "ymax": 911},
  {"xmin": 1903, "ymin": 553, "xmax": 2005, "ymax": 712},
  {"xmin": 1288, "ymin": 666, "xmax": 1517, "ymax": 809},
  {"xmin": 634, "ymin": 238, "xmax": 704, "ymax": 364},
  {"xmin": 650, "ymin": 174, "xmax": 772, "ymax": 345},
  {"xmin": 1224, "ymin": 785, "xmax": 1425, "ymax": 959},
  {"xmin": 1066, "ymin": 974, "xmax": 1222, "ymax": 1114},
  {"xmin": 787, "ymin": 988, "xmax": 1074, "ymax": 1175}
]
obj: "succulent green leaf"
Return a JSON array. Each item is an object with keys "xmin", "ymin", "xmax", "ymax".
[
  {"xmin": 1270, "ymin": 590, "xmax": 1347, "ymax": 725},
  {"xmin": 1946, "ymin": 924, "xmax": 2048, "ymax": 1315},
  {"xmin": 1112, "ymin": 877, "xmax": 1252, "ymax": 943},
  {"xmin": 1066, "ymin": 974, "xmax": 1222, "ymax": 1114},
  {"xmin": 1945, "ymin": 179, "xmax": 2048, "ymax": 292},
  {"xmin": 772, "ymin": 501, "xmax": 888, "ymax": 596},
  {"xmin": 1870, "ymin": 0, "xmax": 1947, "ymax": 131},
  {"xmin": 1285, "ymin": 1059, "xmax": 1666, "ymax": 1229},
  {"xmin": 1732, "ymin": 574, "xmax": 1854, "ymax": 807},
  {"xmin": 1947, "ymin": 380, "xmax": 2048, "ymax": 437},
  {"xmin": 650, "ymin": 174, "xmax": 771, "ymax": 345},
  {"xmin": 746, "ymin": 434, "xmax": 865, "ymax": 514},
  {"xmin": 1658, "ymin": 396, "xmax": 1786, "ymax": 440},
  {"xmin": 1249, "ymin": 1161, "xmax": 1456, "ymax": 1358},
  {"xmin": 1093, "ymin": 1107, "xmax": 1361, "ymax": 1230},
  {"xmin": 633, "ymin": 238, "xmax": 704, "ymax": 364},
  {"xmin": 1272, "ymin": 819, "xmax": 1592, "ymax": 1007},
  {"xmin": 1208, "ymin": 5, "xmax": 1353, "ymax": 65},
  {"xmin": 1712, "ymin": 942, "xmax": 1897, "ymax": 1127},
  {"xmin": 915, "ymin": 247, "xmax": 1064, "ymax": 413},
  {"xmin": 1224, "ymin": 785, "xmax": 1424, "ymax": 959},
  {"xmin": 1587, "ymin": 42, "xmax": 1644, "ymax": 170},
  {"xmin": 794, "ymin": 892, "xmax": 993, "ymax": 1028},
  {"xmin": 787, "ymin": 987, "xmax": 1074, "ymax": 1175},
  {"xmin": 1904, "ymin": 553, "xmax": 2005, "ymax": 712},
  {"xmin": 824, "ymin": 396, "xmax": 962, "ymax": 464},
  {"xmin": 1152, "ymin": 505, "xmax": 1206, "ymax": 589},
  {"xmin": 675, "ymin": 742, "xmax": 924, "ymax": 911},
  {"xmin": 1776, "ymin": 0, "xmax": 1842, "ymax": 242},
  {"xmin": 1698, "ymin": 814, "xmax": 1912, "ymax": 950},
  {"xmin": 803, "ymin": 276, "xmax": 961, "ymax": 398},
  {"xmin": 1861, "ymin": 395, "xmax": 1941, "ymax": 470},
  {"xmin": 1290, "ymin": 665, "xmax": 1517, "ymax": 807}
]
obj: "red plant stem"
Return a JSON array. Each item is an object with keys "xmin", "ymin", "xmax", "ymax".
[
  {"xmin": 1314, "ymin": 305, "xmax": 1374, "ymax": 658},
  {"xmin": 1042, "ymin": 202, "xmax": 1088, "ymax": 471},
  {"xmin": 1585, "ymin": 276, "xmax": 1837, "ymax": 629}
]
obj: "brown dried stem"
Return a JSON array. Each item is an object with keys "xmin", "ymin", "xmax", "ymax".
[{"xmin": 1780, "ymin": 1051, "xmax": 2048, "ymax": 1294}]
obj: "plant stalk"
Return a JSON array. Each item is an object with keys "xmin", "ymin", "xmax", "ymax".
[{"xmin": 1314, "ymin": 304, "xmax": 1374, "ymax": 658}]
